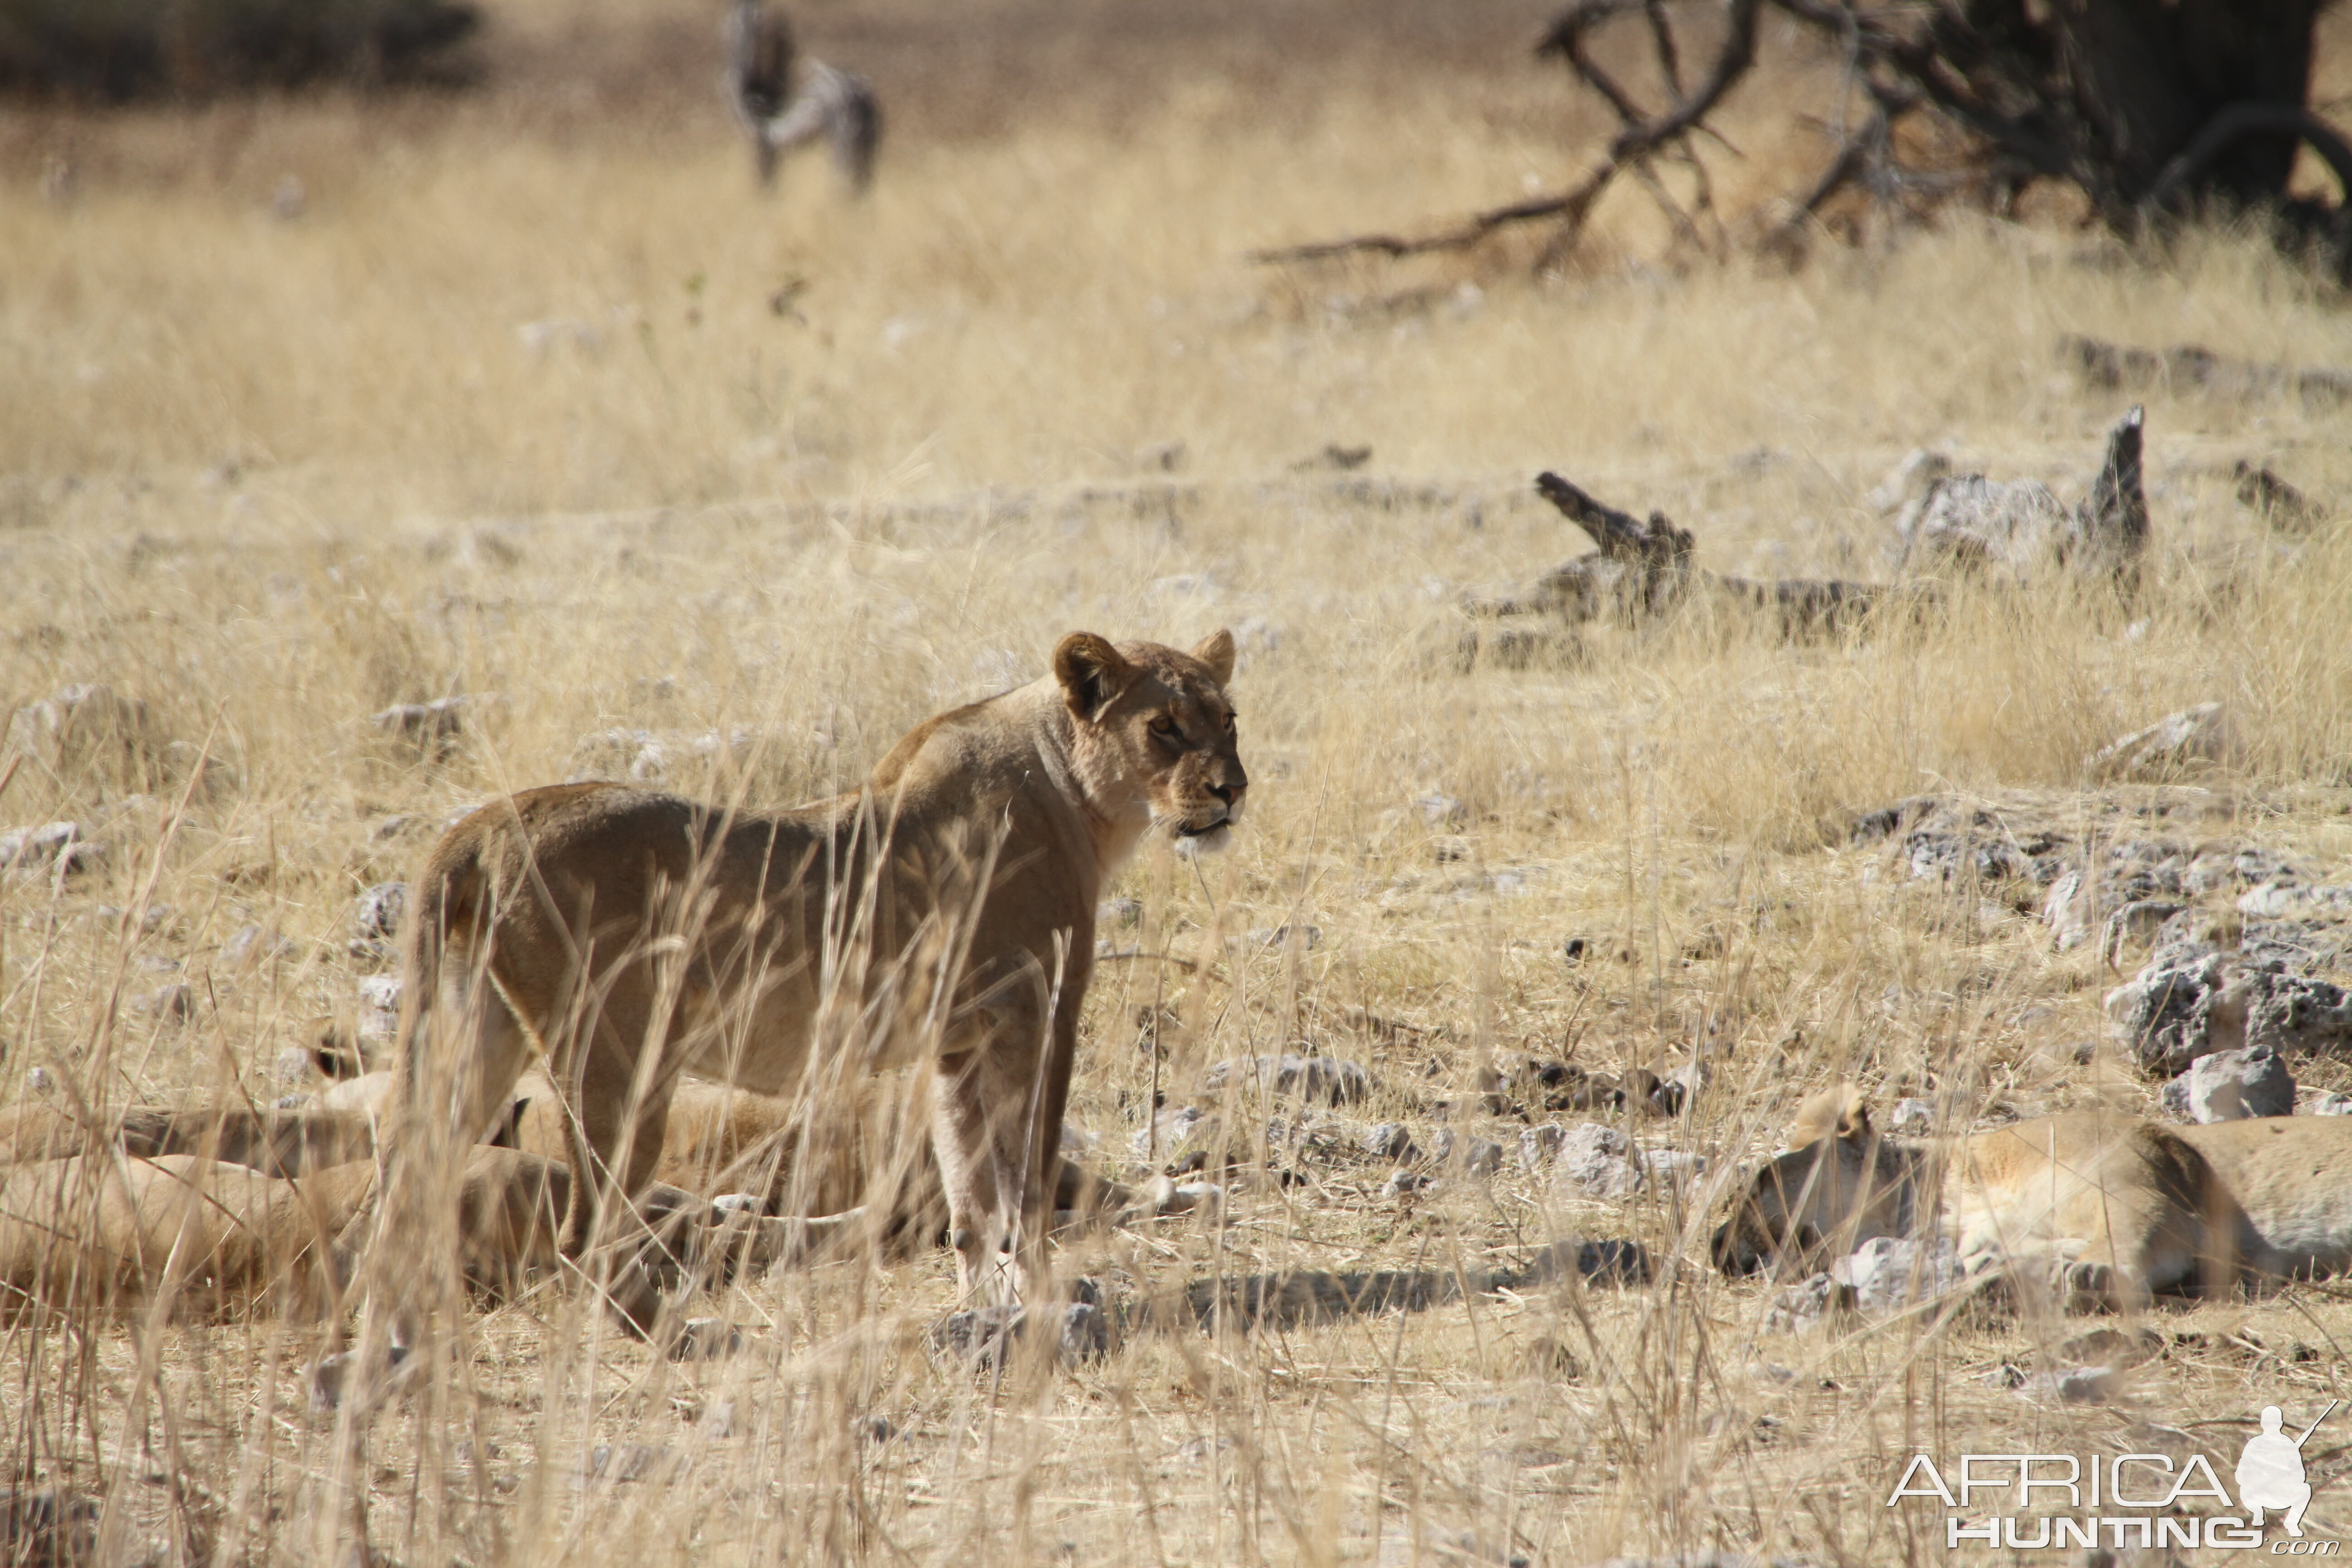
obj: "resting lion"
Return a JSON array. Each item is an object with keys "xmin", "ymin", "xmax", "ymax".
[
  {"xmin": 1, "ymin": 1071, "xmax": 1134, "ymax": 1265},
  {"xmin": 1712, "ymin": 1085, "xmax": 2352, "ymax": 1306},
  {"xmin": 0, "ymin": 1102, "xmax": 381, "ymax": 1175},
  {"xmin": 345, "ymin": 630, "xmax": 1245, "ymax": 1381},
  {"xmin": 0, "ymin": 1147, "xmax": 803, "ymax": 1322}
]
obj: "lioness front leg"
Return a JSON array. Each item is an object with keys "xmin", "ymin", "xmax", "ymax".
[{"xmin": 930, "ymin": 1019, "xmax": 1060, "ymax": 1305}]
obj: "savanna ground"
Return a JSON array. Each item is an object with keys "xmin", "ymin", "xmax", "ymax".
[{"xmin": 5, "ymin": 0, "xmax": 2352, "ymax": 1562}]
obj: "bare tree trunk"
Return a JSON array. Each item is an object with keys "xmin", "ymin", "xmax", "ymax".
[{"xmin": 2055, "ymin": 0, "xmax": 2321, "ymax": 208}]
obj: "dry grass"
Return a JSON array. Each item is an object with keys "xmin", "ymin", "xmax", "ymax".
[{"xmin": 4, "ymin": 3, "xmax": 2352, "ymax": 1563}]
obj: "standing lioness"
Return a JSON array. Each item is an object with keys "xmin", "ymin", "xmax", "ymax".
[{"xmin": 351, "ymin": 631, "xmax": 1245, "ymax": 1368}]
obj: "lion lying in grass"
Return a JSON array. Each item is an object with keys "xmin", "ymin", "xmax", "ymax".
[
  {"xmin": 0, "ymin": 1071, "xmax": 1161, "ymax": 1323},
  {"xmin": 1712, "ymin": 1086, "xmax": 2352, "ymax": 1307},
  {"xmin": 0, "ymin": 1146, "xmax": 809, "ymax": 1322}
]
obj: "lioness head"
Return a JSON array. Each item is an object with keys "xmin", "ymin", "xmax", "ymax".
[
  {"xmin": 1711, "ymin": 1086, "xmax": 1907, "ymax": 1275},
  {"xmin": 1053, "ymin": 630, "xmax": 1248, "ymax": 855}
]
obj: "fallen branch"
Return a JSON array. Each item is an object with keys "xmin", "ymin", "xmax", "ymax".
[
  {"xmin": 1249, "ymin": 167, "xmax": 1618, "ymax": 265},
  {"xmin": 2062, "ymin": 333, "xmax": 2352, "ymax": 407},
  {"xmin": 1465, "ymin": 471, "xmax": 1897, "ymax": 647}
]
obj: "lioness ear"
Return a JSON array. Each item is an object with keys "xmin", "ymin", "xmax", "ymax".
[
  {"xmin": 1787, "ymin": 1083, "xmax": 1872, "ymax": 1149},
  {"xmin": 1052, "ymin": 632, "xmax": 1135, "ymax": 721},
  {"xmin": 1191, "ymin": 628, "xmax": 1237, "ymax": 686}
]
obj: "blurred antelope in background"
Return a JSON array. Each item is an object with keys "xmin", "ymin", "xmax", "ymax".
[{"xmin": 725, "ymin": 0, "xmax": 882, "ymax": 191}]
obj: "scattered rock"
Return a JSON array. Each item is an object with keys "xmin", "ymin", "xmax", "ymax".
[
  {"xmin": 2030, "ymin": 1366, "xmax": 2121, "ymax": 1405},
  {"xmin": 1896, "ymin": 472, "xmax": 2068, "ymax": 577},
  {"xmin": 1655, "ymin": 1060, "xmax": 1707, "ymax": 1115},
  {"xmin": 372, "ymin": 695, "xmax": 483, "ymax": 753},
  {"xmin": 1521, "ymin": 1334, "xmax": 1582, "ymax": 1379},
  {"xmin": 1895, "ymin": 405, "xmax": 2147, "ymax": 594},
  {"xmin": 2107, "ymin": 942, "xmax": 2352, "ymax": 1076},
  {"xmin": 1132, "ymin": 1103, "xmax": 1210, "ymax": 1159},
  {"xmin": 928, "ymin": 1303, "xmax": 1109, "ymax": 1367},
  {"xmin": 1854, "ymin": 796, "xmax": 2066, "ymax": 887},
  {"xmin": 1867, "ymin": 448, "xmax": 1953, "ymax": 515},
  {"xmin": 0, "ymin": 821, "xmax": 106, "ymax": 883},
  {"xmin": 25, "ymin": 1067, "xmax": 54, "ymax": 1094},
  {"xmin": 356, "ymin": 974, "xmax": 403, "ymax": 1044},
  {"xmin": 1248, "ymin": 924, "xmax": 1321, "ymax": 952},
  {"xmin": 1561, "ymin": 935, "xmax": 1590, "ymax": 963},
  {"xmin": 2161, "ymin": 1045, "xmax": 2295, "ymax": 1122},
  {"xmin": 1766, "ymin": 1273, "xmax": 1840, "ymax": 1333},
  {"xmin": 1639, "ymin": 1149, "xmax": 1706, "ymax": 1190},
  {"xmin": 2237, "ymin": 882, "xmax": 2352, "ymax": 919},
  {"xmin": 2087, "ymin": 702, "xmax": 2234, "ymax": 782},
  {"xmin": 1383, "ymin": 1170, "xmax": 1438, "ymax": 1199},
  {"xmin": 1518, "ymin": 1124, "xmax": 1567, "ymax": 1171},
  {"xmin": 2308, "ymin": 1090, "xmax": 2352, "ymax": 1116},
  {"xmin": 5, "ymin": 682, "xmax": 160, "ymax": 788},
  {"xmin": 2051, "ymin": 1327, "xmax": 2162, "ymax": 1369},
  {"xmin": 701, "ymin": 1400, "xmax": 737, "ymax": 1439},
  {"xmin": 1360, "ymin": 1122, "xmax": 1417, "ymax": 1162},
  {"xmin": 2185, "ymin": 845, "xmax": 2305, "ymax": 895},
  {"xmin": 1830, "ymin": 1236, "xmax": 1966, "ymax": 1314},
  {"xmin": 1449, "ymin": 1136, "xmax": 1504, "ymax": 1177},
  {"xmin": 1199, "ymin": 1054, "xmax": 1373, "ymax": 1107},
  {"xmin": 223, "ymin": 923, "xmax": 299, "ymax": 970},
  {"xmin": 568, "ymin": 726, "xmax": 758, "ymax": 785},
  {"xmin": 1149, "ymin": 1179, "xmax": 1223, "ymax": 1219},
  {"xmin": 1098, "ymin": 897, "xmax": 1142, "ymax": 928},
  {"xmin": 353, "ymin": 881, "xmax": 407, "ymax": 946},
  {"xmin": 1549, "ymin": 1124, "xmax": 1645, "ymax": 1200},
  {"xmin": 1889, "ymin": 1098, "xmax": 1935, "ymax": 1135},
  {"xmin": 666, "ymin": 1318, "xmax": 744, "ymax": 1361},
  {"xmin": 572, "ymin": 1443, "xmax": 683, "ymax": 1486},
  {"xmin": 133, "ymin": 983, "xmax": 195, "ymax": 1024},
  {"xmin": 2101, "ymin": 899, "xmax": 2185, "ymax": 964},
  {"xmin": 1414, "ymin": 792, "xmax": 1467, "ymax": 831}
]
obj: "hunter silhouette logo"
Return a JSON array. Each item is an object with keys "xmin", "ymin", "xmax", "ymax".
[
  {"xmin": 2238, "ymin": 1402, "xmax": 2337, "ymax": 1538},
  {"xmin": 1886, "ymin": 1400, "xmax": 2340, "ymax": 1552}
]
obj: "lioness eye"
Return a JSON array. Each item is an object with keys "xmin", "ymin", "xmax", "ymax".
[{"xmin": 1150, "ymin": 715, "xmax": 1181, "ymax": 740}]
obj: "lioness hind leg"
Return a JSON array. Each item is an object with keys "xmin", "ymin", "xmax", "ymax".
[{"xmin": 550, "ymin": 988, "xmax": 685, "ymax": 1332}]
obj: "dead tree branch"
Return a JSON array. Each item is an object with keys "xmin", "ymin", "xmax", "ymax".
[
  {"xmin": 1255, "ymin": 0, "xmax": 2352, "ymax": 279},
  {"xmin": 1457, "ymin": 470, "xmax": 1914, "ymax": 670}
]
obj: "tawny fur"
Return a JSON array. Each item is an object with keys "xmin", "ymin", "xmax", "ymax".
[
  {"xmin": 0, "ymin": 1103, "xmax": 377, "ymax": 1175},
  {"xmin": 365, "ymin": 630, "xmax": 1245, "ymax": 1346},
  {"xmin": 1713, "ymin": 1087, "xmax": 2352, "ymax": 1305},
  {"xmin": 0, "ymin": 1145, "xmax": 813, "ymax": 1323}
]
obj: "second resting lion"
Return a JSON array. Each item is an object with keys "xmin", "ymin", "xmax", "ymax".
[{"xmin": 1714, "ymin": 1086, "xmax": 2352, "ymax": 1307}]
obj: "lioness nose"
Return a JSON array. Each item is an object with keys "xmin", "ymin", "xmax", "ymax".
[{"xmin": 1210, "ymin": 779, "xmax": 1245, "ymax": 806}]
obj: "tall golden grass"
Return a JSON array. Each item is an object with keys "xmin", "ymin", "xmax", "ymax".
[{"xmin": 3, "ymin": 1, "xmax": 2351, "ymax": 1562}]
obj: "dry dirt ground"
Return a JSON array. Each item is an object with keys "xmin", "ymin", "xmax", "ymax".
[{"xmin": 3, "ymin": 2, "xmax": 2352, "ymax": 1564}]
